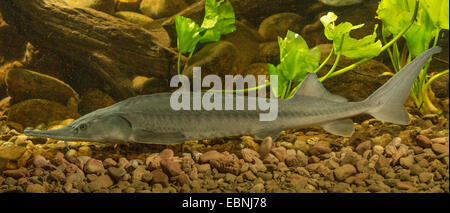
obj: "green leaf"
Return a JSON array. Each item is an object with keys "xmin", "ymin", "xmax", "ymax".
[
  {"xmin": 321, "ymin": 12, "xmax": 381, "ymax": 58},
  {"xmin": 174, "ymin": 15, "xmax": 201, "ymax": 54},
  {"xmin": 278, "ymin": 30, "xmax": 309, "ymax": 62},
  {"xmin": 422, "ymin": 0, "xmax": 449, "ymax": 30},
  {"xmin": 277, "ymin": 31, "xmax": 320, "ymax": 83},
  {"xmin": 199, "ymin": 0, "xmax": 236, "ymax": 43},
  {"xmin": 321, "ymin": 12, "xmax": 357, "ymax": 41},
  {"xmin": 267, "ymin": 63, "xmax": 287, "ymax": 98},
  {"xmin": 376, "ymin": 0, "xmax": 414, "ymax": 36},
  {"xmin": 376, "ymin": 0, "xmax": 441, "ymax": 56},
  {"xmin": 336, "ymin": 25, "xmax": 382, "ymax": 59}
]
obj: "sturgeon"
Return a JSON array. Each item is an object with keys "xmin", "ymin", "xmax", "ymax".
[{"xmin": 24, "ymin": 47, "xmax": 441, "ymax": 145}]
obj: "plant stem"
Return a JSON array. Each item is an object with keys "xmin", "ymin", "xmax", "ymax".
[
  {"xmin": 314, "ymin": 46, "xmax": 334, "ymax": 73},
  {"xmin": 424, "ymin": 69, "xmax": 449, "ymax": 91},
  {"xmin": 319, "ymin": 53, "xmax": 341, "ymax": 82},
  {"xmin": 382, "ymin": 35, "xmax": 398, "ymax": 72},
  {"xmin": 177, "ymin": 51, "xmax": 182, "ymax": 76},
  {"xmin": 284, "ymin": 80, "xmax": 293, "ymax": 99},
  {"xmin": 328, "ymin": 0, "xmax": 418, "ymax": 79},
  {"xmin": 204, "ymin": 82, "xmax": 271, "ymax": 93},
  {"xmin": 418, "ymin": 69, "xmax": 449, "ymax": 114}
]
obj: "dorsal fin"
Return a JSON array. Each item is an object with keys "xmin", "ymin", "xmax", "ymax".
[{"xmin": 293, "ymin": 73, "xmax": 347, "ymax": 102}]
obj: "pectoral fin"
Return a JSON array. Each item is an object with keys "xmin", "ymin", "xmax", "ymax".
[
  {"xmin": 321, "ymin": 119, "xmax": 354, "ymax": 137},
  {"xmin": 132, "ymin": 129, "xmax": 186, "ymax": 144}
]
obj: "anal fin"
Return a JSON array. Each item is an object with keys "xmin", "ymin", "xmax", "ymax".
[{"xmin": 321, "ymin": 119, "xmax": 354, "ymax": 137}]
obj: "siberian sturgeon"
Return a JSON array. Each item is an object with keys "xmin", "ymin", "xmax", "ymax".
[{"xmin": 24, "ymin": 47, "xmax": 441, "ymax": 145}]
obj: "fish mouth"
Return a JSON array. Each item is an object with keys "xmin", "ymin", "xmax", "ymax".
[{"xmin": 24, "ymin": 127, "xmax": 95, "ymax": 142}]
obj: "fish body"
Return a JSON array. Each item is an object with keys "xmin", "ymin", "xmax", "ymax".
[{"xmin": 24, "ymin": 47, "xmax": 442, "ymax": 145}]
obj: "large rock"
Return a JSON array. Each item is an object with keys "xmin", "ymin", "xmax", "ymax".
[
  {"xmin": 63, "ymin": 0, "xmax": 116, "ymax": 14},
  {"xmin": 115, "ymin": 0, "xmax": 142, "ymax": 11},
  {"xmin": 183, "ymin": 41, "xmax": 238, "ymax": 80},
  {"xmin": 114, "ymin": 11, "xmax": 171, "ymax": 47},
  {"xmin": 241, "ymin": 63, "xmax": 269, "ymax": 78},
  {"xmin": 222, "ymin": 21, "xmax": 263, "ymax": 75},
  {"xmin": 430, "ymin": 73, "xmax": 449, "ymax": 98},
  {"xmin": 6, "ymin": 68, "xmax": 79, "ymax": 105},
  {"xmin": 258, "ymin": 12, "xmax": 304, "ymax": 41},
  {"xmin": 132, "ymin": 76, "xmax": 169, "ymax": 95},
  {"xmin": 255, "ymin": 41, "xmax": 280, "ymax": 65},
  {"xmin": 7, "ymin": 99, "xmax": 80, "ymax": 128},
  {"xmin": 1, "ymin": 62, "xmax": 23, "ymax": 99},
  {"xmin": 115, "ymin": 11, "xmax": 154, "ymax": 26},
  {"xmin": 140, "ymin": 0, "xmax": 188, "ymax": 19},
  {"xmin": 78, "ymin": 89, "xmax": 116, "ymax": 115}
]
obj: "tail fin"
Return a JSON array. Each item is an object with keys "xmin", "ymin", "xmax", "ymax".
[{"xmin": 365, "ymin": 46, "xmax": 441, "ymax": 124}]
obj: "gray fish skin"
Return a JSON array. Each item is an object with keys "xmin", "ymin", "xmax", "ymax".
[{"xmin": 24, "ymin": 47, "xmax": 441, "ymax": 145}]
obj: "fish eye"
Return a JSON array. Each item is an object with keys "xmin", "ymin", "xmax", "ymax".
[{"xmin": 79, "ymin": 124, "xmax": 87, "ymax": 130}]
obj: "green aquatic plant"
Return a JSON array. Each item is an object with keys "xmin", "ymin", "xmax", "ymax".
[
  {"xmin": 377, "ymin": 0, "xmax": 449, "ymax": 114},
  {"xmin": 267, "ymin": 31, "xmax": 321, "ymax": 99},
  {"xmin": 204, "ymin": 0, "xmax": 422, "ymax": 101},
  {"xmin": 266, "ymin": 12, "xmax": 384, "ymax": 99},
  {"xmin": 175, "ymin": 0, "xmax": 236, "ymax": 76}
]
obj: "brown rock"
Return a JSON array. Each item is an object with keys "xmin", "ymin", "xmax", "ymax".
[
  {"xmin": 309, "ymin": 145, "xmax": 332, "ymax": 156},
  {"xmin": 222, "ymin": 21, "xmax": 263, "ymax": 74},
  {"xmin": 319, "ymin": 59, "xmax": 391, "ymax": 103},
  {"xmin": 199, "ymin": 150, "xmax": 226, "ymax": 163},
  {"xmin": 258, "ymin": 12, "xmax": 304, "ymax": 41},
  {"xmin": 26, "ymin": 183, "xmax": 46, "ymax": 193},
  {"xmin": 33, "ymin": 155, "xmax": 50, "ymax": 168},
  {"xmin": 256, "ymin": 42, "xmax": 280, "ymax": 65},
  {"xmin": 132, "ymin": 166, "xmax": 149, "ymax": 181},
  {"xmin": 2, "ymin": 167, "xmax": 30, "ymax": 179},
  {"xmin": 0, "ymin": 145, "xmax": 26, "ymax": 160},
  {"xmin": 103, "ymin": 158, "xmax": 117, "ymax": 168},
  {"xmin": 140, "ymin": 0, "xmax": 187, "ymax": 19},
  {"xmin": 160, "ymin": 159, "xmax": 183, "ymax": 177},
  {"xmin": 259, "ymin": 137, "xmax": 273, "ymax": 159},
  {"xmin": 263, "ymin": 153, "xmax": 279, "ymax": 165},
  {"xmin": 51, "ymin": 152, "xmax": 69, "ymax": 166},
  {"xmin": 210, "ymin": 159, "xmax": 241, "ymax": 176},
  {"xmin": 8, "ymin": 99, "xmax": 80, "ymax": 127},
  {"xmin": 108, "ymin": 167, "xmax": 127, "ymax": 180},
  {"xmin": 151, "ymin": 169, "xmax": 169, "ymax": 186},
  {"xmin": 431, "ymin": 144, "xmax": 449, "ymax": 155},
  {"xmin": 6, "ymin": 68, "xmax": 79, "ymax": 105},
  {"xmin": 78, "ymin": 89, "xmax": 116, "ymax": 115},
  {"xmin": 271, "ymin": 147, "xmax": 286, "ymax": 162},
  {"xmin": 50, "ymin": 169, "xmax": 66, "ymax": 181},
  {"xmin": 132, "ymin": 76, "xmax": 168, "ymax": 95},
  {"xmin": 416, "ymin": 135, "xmax": 432, "ymax": 148},
  {"xmin": 334, "ymin": 164, "xmax": 357, "ymax": 181},
  {"xmin": 84, "ymin": 158, "xmax": 105, "ymax": 174},
  {"xmin": 116, "ymin": 0, "xmax": 141, "ymax": 11},
  {"xmin": 183, "ymin": 41, "xmax": 239, "ymax": 81},
  {"xmin": 285, "ymin": 154, "xmax": 300, "ymax": 167},
  {"xmin": 396, "ymin": 181, "xmax": 415, "ymax": 190},
  {"xmin": 94, "ymin": 175, "xmax": 114, "ymax": 188},
  {"xmin": 159, "ymin": 149, "xmax": 174, "ymax": 160},
  {"xmin": 356, "ymin": 141, "xmax": 371, "ymax": 155},
  {"xmin": 241, "ymin": 148, "xmax": 260, "ymax": 163}
]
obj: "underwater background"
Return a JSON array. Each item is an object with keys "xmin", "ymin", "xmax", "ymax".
[{"xmin": 0, "ymin": 0, "xmax": 448, "ymax": 193}]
